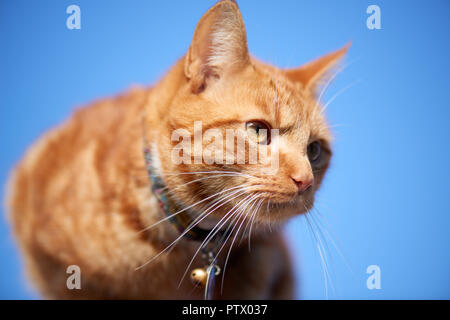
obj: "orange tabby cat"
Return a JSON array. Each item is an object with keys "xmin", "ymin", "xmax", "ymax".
[{"xmin": 6, "ymin": 0, "xmax": 348, "ymax": 299}]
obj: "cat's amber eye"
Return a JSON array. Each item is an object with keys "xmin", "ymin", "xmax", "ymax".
[
  {"xmin": 246, "ymin": 121, "xmax": 271, "ymax": 145},
  {"xmin": 307, "ymin": 141, "xmax": 321, "ymax": 163}
]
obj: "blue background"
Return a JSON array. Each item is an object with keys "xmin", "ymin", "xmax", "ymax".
[{"xmin": 1, "ymin": 0, "xmax": 449, "ymax": 299}]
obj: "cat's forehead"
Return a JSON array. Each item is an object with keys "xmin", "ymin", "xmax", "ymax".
[
  {"xmin": 236, "ymin": 65, "xmax": 330, "ymax": 141},
  {"xmin": 241, "ymin": 66, "xmax": 318, "ymax": 122},
  {"xmin": 180, "ymin": 60, "xmax": 327, "ymax": 138}
]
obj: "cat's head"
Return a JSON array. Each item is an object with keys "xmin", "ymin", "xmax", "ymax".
[{"xmin": 153, "ymin": 0, "xmax": 348, "ymax": 226}]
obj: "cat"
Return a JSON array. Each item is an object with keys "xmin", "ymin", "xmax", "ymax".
[{"xmin": 5, "ymin": 0, "xmax": 348, "ymax": 299}]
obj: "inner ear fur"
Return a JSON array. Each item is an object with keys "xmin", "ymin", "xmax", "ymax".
[{"xmin": 184, "ymin": 0, "xmax": 250, "ymax": 94}]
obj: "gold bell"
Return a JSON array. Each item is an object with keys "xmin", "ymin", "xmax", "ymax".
[{"xmin": 190, "ymin": 267, "xmax": 208, "ymax": 287}]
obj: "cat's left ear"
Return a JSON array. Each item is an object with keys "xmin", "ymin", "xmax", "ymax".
[
  {"xmin": 284, "ymin": 43, "xmax": 351, "ymax": 93},
  {"xmin": 185, "ymin": 0, "xmax": 250, "ymax": 94}
]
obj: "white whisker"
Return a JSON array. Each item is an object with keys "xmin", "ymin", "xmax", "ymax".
[
  {"xmin": 321, "ymin": 79, "xmax": 361, "ymax": 113},
  {"xmin": 135, "ymin": 187, "xmax": 256, "ymax": 270},
  {"xmin": 315, "ymin": 63, "xmax": 350, "ymax": 112},
  {"xmin": 138, "ymin": 185, "xmax": 248, "ymax": 233},
  {"xmin": 159, "ymin": 174, "xmax": 250, "ymax": 194},
  {"xmin": 238, "ymin": 196, "xmax": 262, "ymax": 246},
  {"xmin": 304, "ymin": 213, "xmax": 328, "ymax": 299},
  {"xmin": 311, "ymin": 205, "xmax": 354, "ymax": 276},
  {"xmin": 248, "ymin": 198, "xmax": 265, "ymax": 251},
  {"xmin": 177, "ymin": 193, "xmax": 258, "ymax": 287},
  {"xmin": 220, "ymin": 196, "xmax": 257, "ymax": 294}
]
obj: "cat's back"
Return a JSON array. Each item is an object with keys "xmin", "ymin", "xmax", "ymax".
[
  {"xmin": 5, "ymin": 87, "xmax": 150, "ymax": 296},
  {"xmin": 7, "ymin": 86, "xmax": 149, "ymax": 224}
]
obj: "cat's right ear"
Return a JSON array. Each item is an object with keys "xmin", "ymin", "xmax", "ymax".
[{"xmin": 184, "ymin": 0, "xmax": 250, "ymax": 94}]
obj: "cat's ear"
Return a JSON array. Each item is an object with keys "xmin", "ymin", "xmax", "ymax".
[
  {"xmin": 185, "ymin": 0, "xmax": 250, "ymax": 93},
  {"xmin": 284, "ymin": 43, "xmax": 350, "ymax": 93}
]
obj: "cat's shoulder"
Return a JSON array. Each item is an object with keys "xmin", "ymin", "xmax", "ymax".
[{"xmin": 5, "ymin": 86, "xmax": 150, "ymax": 214}]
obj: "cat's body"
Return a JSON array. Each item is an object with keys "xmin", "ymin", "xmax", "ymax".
[
  {"xmin": 7, "ymin": 66, "xmax": 292, "ymax": 299},
  {"xmin": 6, "ymin": 1, "xmax": 347, "ymax": 299}
]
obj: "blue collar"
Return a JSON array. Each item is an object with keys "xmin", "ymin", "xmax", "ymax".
[{"xmin": 143, "ymin": 146, "xmax": 218, "ymax": 242}]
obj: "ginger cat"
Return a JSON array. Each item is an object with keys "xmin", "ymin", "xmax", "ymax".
[{"xmin": 6, "ymin": 0, "xmax": 348, "ymax": 299}]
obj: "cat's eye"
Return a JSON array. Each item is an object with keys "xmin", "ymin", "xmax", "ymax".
[
  {"xmin": 246, "ymin": 121, "xmax": 271, "ymax": 145},
  {"xmin": 307, "ymin": 141, "xmax": 321, "ymax": 163}
]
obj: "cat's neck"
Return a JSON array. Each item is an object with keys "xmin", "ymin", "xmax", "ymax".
[{"xmin": 145, "ymin": 57, "xmax": 187, "ymax": 133}]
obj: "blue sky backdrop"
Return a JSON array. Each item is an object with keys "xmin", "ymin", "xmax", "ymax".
[{"xmin": 1, "ymin": 0, "xmax": 449, "ymax": 299}]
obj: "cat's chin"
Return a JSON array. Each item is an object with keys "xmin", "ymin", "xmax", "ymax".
[
  {"xmin": 192, "ymin": 194, "xmax": 313, "ymax": 231},
  {"xmin": 254, "ymin": 196, "xmax": 315, "ymax": 224}
]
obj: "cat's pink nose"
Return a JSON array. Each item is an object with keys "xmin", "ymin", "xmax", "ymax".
[{"xmin": 291, "ymin": 176, "xmax": 313, "ymax": 194}]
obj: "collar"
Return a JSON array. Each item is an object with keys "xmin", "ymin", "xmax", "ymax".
[{"xmin": 143, "ymin": 146, "xmax": 218, "ymax": 242}]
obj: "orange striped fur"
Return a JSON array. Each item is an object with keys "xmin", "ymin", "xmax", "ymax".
[{"xmin": 5, "ymin": 0, "xmax": 347, "ymax": 299}]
